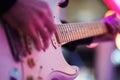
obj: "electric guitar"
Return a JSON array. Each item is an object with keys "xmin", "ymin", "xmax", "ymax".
[{"xmin": 0, "ymin": 0, "xmax": 117, "ymax": 80}]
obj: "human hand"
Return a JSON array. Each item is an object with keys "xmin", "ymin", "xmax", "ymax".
[
  {"xmin": 87, "ymin": 13, "xmax": 120, "ymax": 48},
  {"xmin": 103, "ymin": 13, "xmax": 120, "ymax": 33},
  {"xmin": 96, "ymin": 13, "xmax": 120, "ymax": 41},
  {"xmin": 2, "ymin": 0, "xmax": 56, "ymax": 51}
]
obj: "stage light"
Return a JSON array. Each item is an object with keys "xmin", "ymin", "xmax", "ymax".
[
  {"xmin": 115, "ymin": 33, "xmax": 120, "ymax": 50},
  {"xmin": 111, "ymin": 49, "xmax": 120, "ymax": 65},
  {"xmin": 103, "ymin": 0, "xmax": 120, "ymax": 14}
]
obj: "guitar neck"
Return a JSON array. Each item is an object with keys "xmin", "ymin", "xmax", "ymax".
[{"xmin": 56, "ymin": 21, "xmax": 108, "ymax": 43}]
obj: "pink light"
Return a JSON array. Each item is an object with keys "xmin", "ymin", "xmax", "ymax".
[{"xmin": 103, "ymin": 0, "xmax": 120, "ymax": 14}]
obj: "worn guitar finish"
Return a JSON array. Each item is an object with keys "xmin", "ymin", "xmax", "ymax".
[{"xmin": 0, "ymin": 0, "xmax": 109, "ymax": 80}]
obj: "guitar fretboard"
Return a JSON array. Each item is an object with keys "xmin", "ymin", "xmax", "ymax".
[{"xmin": 56, "ymin": 22, "xmax": 108, "ymax": 43}]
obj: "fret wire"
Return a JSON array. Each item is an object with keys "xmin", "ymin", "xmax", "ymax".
[
  {"xmin": 81, "ymin": 23, "xmax": 98, "ymax": 38},
  {"xmin": 65, "ymin": 24, "xmax": 69, "ymax": 42},
  {"xmin": 56, "ymin": 25, "xmax": 59, "ymax": 41},
  {"xmin": 74, "ymin": 24, "xmax": 78, "ymax": 40},
  {"xmin": 75, "ymin": 24, "xmax": 79, "ymax": 40},
  {"xmin": 97, "ymin": 24, "xmax": 101, "ymax": 34},
  {"xmin": 81, "ymin": 24, "xmax": 85, "ymax": 38},
  {"xmin": 99, "ymin": 24, "xmax": 103, "ymax": 32},
  {"xmin": 78, "ymin": 23, "xmax": 83, "ymax": 39},
  {"xmin": 66, "ymin": 24, "xmax": 71, "ymax": 42},
  {"xmin": 67, "ymin": 24, "xmax": 71, "ymax": 42},
  {"xmin": 67, "ymin": 24, "xmax": 72, "ymax": 40},
  {"xmin": 61, "ymin": 24, "xmax": 66, "ymax": 42},
  {"xmin": 90, "ymin": 23, "xmax": 98, "ymax": 36},
  {"xmin": 71, "ymin": 23, "xmax": 76, "ymax": 41},
  {"xmin": 58, "ymin": 23, "xmax": 70, "ymax": 42},
  {"xmin": 87, "ymin": 24, "xmax": 91, "ymax": 37},
  {"xmin": 75, "ymin": 23, "xmax": 78, "ymax": 39},
  {"xmin": 96, "ymin": 24, "xmax": 101, "ymax": 34},
  {"xmin": 63, "ymin": 24, "xmax": 67, "ymax": 42},
  {"xmin": 64, "ymin": 24, "xmax": 68, "ymax": 42},
  {"xmin": 93, "ymin": 23, "xmax": 98, "ymax": 35},
  {"xmin": 66, "ymin": 24, "xmax": 70, "ymax": 42},
  {"xmin": 72, "ymin": 25, "xmax": 75, "ymax": 41},
  {"xmin": 67, "ymin": 24, "xmax": 72, "ymax": 42},
  {"xmin": 77, "ymin": 23, "xmax": 82, "ymax": 39},
  {"xmin": 85, "ymin": 24, "xmax": 89, "ymax": 38},
  {"xmin": 76, "ymin": 24, "xmax": 81, "ymax": 38},
  {"xmin": 95, "ymin": 23, "xmax": 100, "ymax": 35},
  {"xmin": 57, "ymin": 24, "xmax": 61, "ymax": 43},
  {"xmin": 87, "ymin": 25, "xmax": 94, "ymax": 38},
  {"xmin": 90, "ymin": 23, "xmax": 96, "ymax": 36},
  {"xmin": 90, "ymin": 23, "xmax": 94, "ymax": 35},
  {"xmin": 69, "ymin": 24, "xmax": 73, "ymax": 42},
  {"xmin": 72, "ymin": 23, "xmax": 77, "ymax": 41},
  {"xmin": 68, "ymin": 24, "xmax": 72, "ymax": 39},
  {"xmin": 72, "ymin": 24, "xmax": 75, "ymax": 41},
  {"xmin": 64, "ymin": 24, "xmax": 69, "ymax": 42},
  {"xmin": 95, "ymin": 23, "xmax": 106, "ymax": 35},
  {"xmin": 80, "ymin": 24, "xmax": 92, "ymax": 38},
  {"xmin": 60, "ymin": 24, "xmax": 64, "ymax": 42},
  {"xmin": 83, "ymin": 23, "xmax": 98, "ymax": 39},
  {"xmin": 58, "ymin": 24, "xmax": 64, "ymax": 43},
  {"xmin": 77, "ymin": 23, "xmax": 81, "ymax": 39},
  {"xmin": 74, "ymin": 24, "xmax": 77, "ymax": 40},
  {"xmin": 57, "ymin": 24, "xmax": 63, "ymax": 43},
  {"xmin": 84, "ymin": 24, "xmax": 88, "ymax": 38},
  {"xmin": 90, "ymin": 23, "xmax": 99, "ymax": 37}
]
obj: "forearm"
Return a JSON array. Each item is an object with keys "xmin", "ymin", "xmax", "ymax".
[
  {"xmin": 0, "ymin": 0, "xmax": 17, "ymax": 16},
  {"xmin": 92, "ymin": 33, "xmax": 115, "ymax": 43}
]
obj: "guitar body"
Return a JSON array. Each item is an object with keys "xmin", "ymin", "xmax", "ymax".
[{"xmin": 0, "ymin": 0, "xmax": 79, "ymax": 80}]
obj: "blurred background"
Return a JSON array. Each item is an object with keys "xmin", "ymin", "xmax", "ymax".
[{"xmin": 58, "ymin": 0, "xmax": 120, "ymax": 80}]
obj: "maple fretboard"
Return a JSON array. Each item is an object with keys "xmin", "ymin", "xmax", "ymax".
[{"xmin": 56, "ymin": 22, "xmax": 108, "ymax": 43}]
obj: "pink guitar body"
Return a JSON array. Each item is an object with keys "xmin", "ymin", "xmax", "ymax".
[
  {"xmin": 0, "ymin": 0, "xmax": 112, "ymax": 79},
  {"xmin": 0, "ymin": 0, "xmax": 79, "ymax": 80}
]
